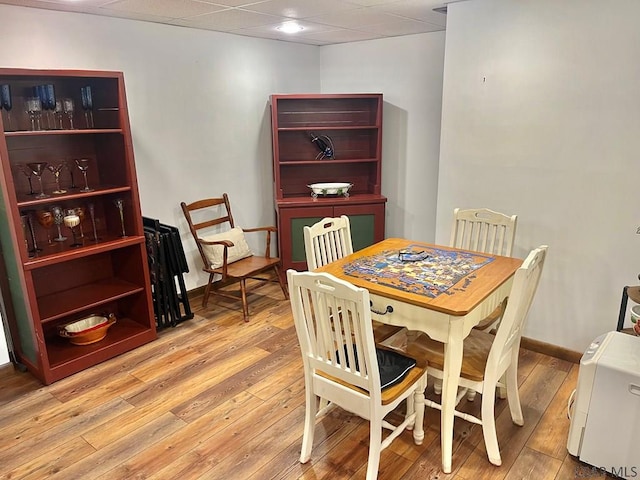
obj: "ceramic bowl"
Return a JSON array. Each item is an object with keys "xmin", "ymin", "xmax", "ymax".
[
  {"xmin": 58, "ymin": 313, "xmax": 116, "ymax": 345},
  {"xmin": 631, "ymin": 304, "xmax": 640, "ymax": 324},
  {"xmin": 307, "ymin": 182, "xmax": 352, "ymax": 197}
]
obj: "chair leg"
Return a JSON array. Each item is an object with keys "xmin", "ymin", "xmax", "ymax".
[
  {"xmin": 366, "ymin": 419, "xmax": 383, "ymax": 480},
  {"xmin": 505, "ymin": 364, "xmax": 524, "ymax": 426},
  {"xmin": 202, "ymin": 274, "xmax": 215, "ymax": 308},
  {"xmin": 481, "ymin": 380, "xmax": 502, "ymax": 466},
  {"xmin": 300, "ymin": 387, "xmax": 318, "ymax": 463},
  {"xmin": 433, "ymin": 378, "xmax": 442, "ymax": 395},
  {"xmin": 240, "ymin": 278, "xmax": 249, "ymax": 321},
  {"xmin": 412, "ymin": 384, "xmax": 426, "ymax": 445},
  {"xmin": 274, "ymin": 264, "xmax": 289, "ymax": 299}
]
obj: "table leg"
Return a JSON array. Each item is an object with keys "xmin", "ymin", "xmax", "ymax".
[{"xmin": 441, "ymin": 321, "xmax": 465, "ymax": 474}]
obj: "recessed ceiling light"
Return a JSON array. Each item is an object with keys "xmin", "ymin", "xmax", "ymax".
[{"xmin": 276, "ymin": 22, "xmax": 304, "ymax": 34}]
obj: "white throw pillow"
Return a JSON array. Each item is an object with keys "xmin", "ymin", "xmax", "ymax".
[{"xmin": 200, "ymin": 227, "xmax": 253, "ymax": 268}]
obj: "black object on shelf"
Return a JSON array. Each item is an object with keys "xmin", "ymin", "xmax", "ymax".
[{"xmin": 143, "ymin": 216, "xmax": 194, "ymax": 330}]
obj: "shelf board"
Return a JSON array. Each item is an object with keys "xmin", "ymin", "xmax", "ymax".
[
  {"xmin": 38, "ymin": 278, "xmax": 145, "ymax": 322},
  {"xmin": 278, "ymin": 158, "xmax": 378, "ymax": 165},
  {"xmin": 24, "ymin": 235, "xmax": 145, "ymax": 270},
  {"xmin": 46, "ymin": 317, "xmax": 155, "ymax": 373},
  {"xmin": 276, "ymin": 193, "xmax": 387, "ymax": 208},
  {"xmin": 277, "ymin": 125, "xmax": 378, "ymax": 131},
  {"xmin": 17, "ymin": 185, "xmax": 131, "ymax": 208},
  {"xmin": 4, "ymin": 128, "xmax": 122, "ymax": 137}
]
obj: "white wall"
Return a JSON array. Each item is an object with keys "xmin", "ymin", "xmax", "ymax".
[
  {"xmin": 437, "ymin": 0, "xmax": 640, "ymax": 352},
  {"xmin": 0, "ymin": 4, "xmax": 320, "ymax": 282},
  {"xmin": 0, "ymin": 4, "xmax": 321, "ymax": 364},
  {"xmin": 320, "ymin": 32, "xmax": 445, "ymax": 242}
]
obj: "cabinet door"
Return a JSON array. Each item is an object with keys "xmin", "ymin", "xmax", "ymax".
[
  {"xmin": 278, "ymin": 206, "xmax": 333, "ymax": 271},
  {"xmin": 278, "ymin": 203, "xmax": 385, "ymax": 271},
  {"xmin": 335, "ymin": 203, "xmax": 385, "ymax": 253}
]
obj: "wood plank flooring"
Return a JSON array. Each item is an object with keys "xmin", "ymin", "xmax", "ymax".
[{"xmin": 0, "ymin": 283, "xmax": 607, "ymax": 479}]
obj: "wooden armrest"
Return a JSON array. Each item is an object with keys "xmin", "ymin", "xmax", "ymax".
[
  {"xmin": 627, "ymin": 286, "xmax": 640, "ymax": 304},
  {"xmin": 242, "ymin": 226, "xmax": 277, "ymax": 233}
]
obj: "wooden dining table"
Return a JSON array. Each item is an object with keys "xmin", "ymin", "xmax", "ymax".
[{"xmin": 316, "ymin": 237, "xmax": 523, "ymax": 473}]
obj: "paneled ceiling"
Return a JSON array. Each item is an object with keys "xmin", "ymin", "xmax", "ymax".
[{"xmin": 0, "ymin": 0, "xmax": 450, "ymax": 45}]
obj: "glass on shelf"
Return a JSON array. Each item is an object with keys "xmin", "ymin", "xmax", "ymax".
[
  {"xmin": 44, "ymin": 84, "xmax": 56, "ymax": 130},
  {"xmin": 46, "ymin": 163, "xmax": 66, "ymax": 194},
  {"xmin": 54, "ymin": 100, "xmax": 64, "ymax": 129},
  {"xmin": 26, "ymin": 162, "xmax": 49, "ymax": 199},
  {"xmin": 63, "ymin": 210, "xmax": 82, "ymax": 247},
  {"xmin": 1, "ymin": 84, "xmax": 13, "ymax": 131},
  {"xmin": 81, "ymin": 86, "xmax": 94, "ymax": 128},
  {"xmin": 75, "ymin": 158, "xmax": 94, "ymax": 192},
  {"xmin": 62, "ymin": 98, "xmax": 75, "ymax": 129},
  {"xmin": 114, "ymin": 198, "xmax": 127, "ymax": 237},
  {"xmin": 88, "ymin": 203, "xmax": 100, "ymax": 241},
  {"xmin": 62, "ymin": 160, "xmax": 77, "ymax": 190},
  {"xmin": 25, "ymin": 97, "xmax": 42, "ymax": 131},
  {"xmin": 15, "ymin": 163, "xmax": 34, "ymax": 195},
  {"xmin": 36, "ymin": 209, "xmax": 54, "ymax": 245},
  {"xmin": 51, "ymin": 205, "xmax": 67, "ymax": 242},
  {"xmin": 25, "ymin": 211, "xmax": 41, "ymax": 254}
]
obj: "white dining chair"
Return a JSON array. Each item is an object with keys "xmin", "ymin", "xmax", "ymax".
[
  {"xmin": 409, "ymin": 245, "xmax": 547, "ymax": 467},
  {"xmin": 303, "ymin": 215, "xmax": 353, "ymax": 270},
  {"xmin": 450, "ymin": 207, "xmax": 518, "ymax": 259},
  {"xmin": 287, "ymin": 269, "xmax": 428, "ymax": 480}
]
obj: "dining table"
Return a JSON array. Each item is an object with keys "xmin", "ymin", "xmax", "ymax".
[{"xmin": 315, "ymin": 237, "xmax": 523, "ymax": 473}]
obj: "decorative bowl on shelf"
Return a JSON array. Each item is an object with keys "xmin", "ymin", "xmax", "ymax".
[
  {"xmin": 58, "ymin": 313, "xmax": 116, "ymax": 346},
  {"xmin": 307, "ymin": 182, "xmax": 353, "ymax": 198}
]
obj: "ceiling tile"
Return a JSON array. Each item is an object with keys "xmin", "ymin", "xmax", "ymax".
[
  {"xmin": 245, "ymin": 0, "xmax": 358, "ymax": 19},
  {"xmin": 359, "ymin": 18, "xmax": 442, "ymax": 36},
  {"xmin": 309, "ymin": 7, "xmax": 400, "ymax": 28},
  {"xmin": 372, "ymin": 0, "xmax": 447, "ymax": 27},
  {"xmin": 101, "ymin": 0, "xmax": 226, "ymax": 18},
  {"xmin": 0, "ymin": 0, "xmax": 447, "ymax": 45},
  {"xmin": 175, "ymin": 8, "xmax": 285, "ymax": 30}
]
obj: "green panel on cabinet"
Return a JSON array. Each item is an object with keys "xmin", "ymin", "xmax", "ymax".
[
  {"xmin": 0, "ymin": 196, "xmax": 36, "ymax": 363},
  {"xmin": 291, "ymin": 217, "xmax": 324, "ymax": 263},
  {"xmin": 349, "ymin": 214, "xmax": 375, "ymax": 252}
]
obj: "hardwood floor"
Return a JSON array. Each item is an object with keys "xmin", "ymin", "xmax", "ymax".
[{"xmin": 0, "ymin": 283, "xmax": 606, "ymax": 479}]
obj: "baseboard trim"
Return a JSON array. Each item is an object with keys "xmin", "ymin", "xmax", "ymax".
[{"xmin": 520, "ymin": 336, "xmax": 582, "ymax": 364}]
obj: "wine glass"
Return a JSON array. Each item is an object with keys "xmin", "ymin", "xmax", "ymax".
[
  {"xmin": 54, "ymin": 100, "xmax": 64, "ymax": 129},
  {"xmin": 1, "ymin": 84, "xmax": 13, "ymax": 131},
  {"xmin": 36, "ymin": 209, "xmax": 54, "ymax": 245},
  {"xmin": 26, "ymin": 162, "xmax": 49, "ymax": 199},
  {"xmin": 114, "ymin": 198, "xmax": 127, "ymax": 237},
  {"xmin": 20, "ymin": 214, "xmax": 31, "ymax": 256},
  {"xmin": 45, "ymin": 84, "xmax": 56, "ymax": 130},
  {"xmin": 63, "ymin": 210, "xmax": 82, "ymax": 247},
  {"xmin": 74, "ymin": 206, "xmax": 86, "ymax": 238},
  {"xmin": 25, "ymin": 97, "xmax": 42, "ymax": 131},
  {"xmin": 35, "ymin": 85, "xmax": 51, "ymax": 130},
  {"xmin": 15, "ymin": 163, "xmax": 34, "ymax": 195},
  {"xmin": 62, "ymin": 160, "xmax": 77, "ymax": 189},
  {"xmin": 62, "ymin": 98, "xmax": 75, "ymax": 129},
  {"xmin": 75, "ymin": 158, "xmax": 94, "ymax": 192},
  {"xmin": 46, "ymin": 163, "xmax": 66, "ymax": 194},
  {"xmin": 51, "ymin": 205, "xmax": 67, "ymax": 242},
  {"xmin": 81, "ymin": 86, "xmax": 94, "ymax": 128},
  {"xmin": 25, "ymin": 211, "xmax": 41, "ymax": 254},
  {"xmin": 88, "ymin": 203, "xmax": 100, "ymax": 241}
]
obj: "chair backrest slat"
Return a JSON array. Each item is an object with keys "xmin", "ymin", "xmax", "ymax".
[
  {"xmin": 450, "ymin": 208, "xmax": 518, "ymax": 257},
  {"xmin": 288, "ymin": 270, "xmax": 379, "ymax": 394},
  {"xmin": 304, "ymin": 216, "xmax": 354, "ymax": 270}
]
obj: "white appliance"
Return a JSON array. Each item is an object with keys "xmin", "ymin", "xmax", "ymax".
[{"xmin": 567, "ymin": 331, "xmax": 640, "ymax": 479}]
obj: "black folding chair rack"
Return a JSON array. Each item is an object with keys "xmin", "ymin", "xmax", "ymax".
[{"xmin": 143, "ymin": 216, "xmax": 194, "ymax": 330}]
